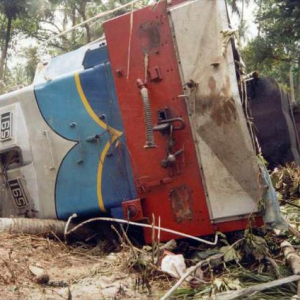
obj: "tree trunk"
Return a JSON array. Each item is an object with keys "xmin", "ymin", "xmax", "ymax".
[
  {"xmin": 290, "ymin": 62, "xmax": 296, "ymax": 103},
  {"xmin": 62, "ymin": 8, "xmax": 69, "ymax": 50},
  {"xmin": 71, "ymin": 5, "xmax": 76, "ymax": 44},
  {"xmin": 0, "ymin": 217, "xmax": 94, "ymax": 241},
  {"xmin": 257, "ymin": 0, "xmax": 262, "ymax": 37},
  {"xmin": 77, "ymin": 2, "xmax": 91, "ymax": 44},
  {"xmin": 0, "ymin": 16, "xmax": 12, "ymax": 82},
  {"xmin": 84, "ymin": 22, "xmax": 91, "ymax": 44},
  {"xmin": 0, "ymin": 218, "xmax": 67, "ymax": 237},
  {"xmin": 295, "ymin": 57, "xmax": 300, "ymax": 102},
  {"xmin": 281, "ymin": 241, "xmax": 300, "ymax": 297},
  {"xmin": 241, "ymin": 0, "xmax": 244, "ymax": 24}
]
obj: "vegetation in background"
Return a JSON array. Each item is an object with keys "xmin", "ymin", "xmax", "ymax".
[
  {"xmin": 0, "ymin": 0, "xmax": 298, "ymax": 99},
  {"xmin": 0, "ymin": 0, "xmax": 133, "ymax": 89},
  {"xmin": 242, "ymin": 0, "xmax": 300, "ymax": 101}
]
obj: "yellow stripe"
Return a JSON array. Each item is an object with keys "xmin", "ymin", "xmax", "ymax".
[
  {"xmin": 74, "ymin": 73, "xmax": 122, "ymax": 137},
  {"xmin": 74, "ymin": 72, "xmax": 123, "ymax": 213},
  {"xmin": 97, "ymin": 135, "xmax": 119, "ymax": 212}
]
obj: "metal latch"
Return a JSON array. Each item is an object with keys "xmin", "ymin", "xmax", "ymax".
[{"xmin": 153, "ymin": 108, "xmax": 186, "ymax": 168}]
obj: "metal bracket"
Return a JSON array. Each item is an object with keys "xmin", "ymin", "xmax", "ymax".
[
  {"xmin": 43, "ymin": 130, "xmax": 56, "ymax": 170},
  {"xmin": 137, "ymin": 176, "xmax": 173, "ymax": 192},
  {"xmin": 122, "ymin": 199, "xmax": 144, "ymax": 221}
]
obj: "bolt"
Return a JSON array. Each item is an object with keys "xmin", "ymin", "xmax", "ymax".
[{"xmin": 116, "ymin": 69, "xmax": 123, "ymax": 77}]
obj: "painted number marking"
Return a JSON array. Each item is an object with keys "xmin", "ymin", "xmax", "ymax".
[
  {"xmin": 0, "ymin": 112, "xmax": 12, "ymax": 141},
  {"xmin": 8, "ymin": 179, "xmax": 29, "ymax": 208}
]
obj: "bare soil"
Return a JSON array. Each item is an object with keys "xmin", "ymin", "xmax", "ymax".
[{"xmin": 0, "ymin": 233, "xmax": 170, "ymax": 300}]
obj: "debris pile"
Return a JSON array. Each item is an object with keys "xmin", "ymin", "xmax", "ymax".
[
  {"xmin": 272, "ymin": 163, "xmax": 300, "ymax": 231},
  {"xmin": 0, "ymin": 223, "xmax": 299, "ymax": 299},
  {"xmin": 1, "ymin": 163, "xmax": 300, "ymax": 299},
  {"xmin": 272, "ymin": 162, "xmax": 300, "ymax": 203}
]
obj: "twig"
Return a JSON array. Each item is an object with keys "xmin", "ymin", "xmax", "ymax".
[
  {"xmin": 84, "ymin": 233, "xmax": 98, "ymax": 242},
  {"xmin": 282, "ymin": 200, "xmax": 300, "ymax": 209},
  {"xmin": 160, "ymin": 238, "xmax": 244, "ymax": 300},
  {"xmin": 160, "ymin": 256, "xmax": 216, "ymax": 300},
  {"xmin": 151, "ymin": 214, "xmax": 155, "ymax": 264},
  {"xmin": 120, "ymin": 226, "xmax": 139, "ymax": 262},
  {"xmin": 214, "ymin": 275, "xmax": 300, "ymax": 300},
  {"xmin": 51, "ymin": 231, "xmax": 69, "ymax": 251},
  {"xmin": 111, "ymin": 225, "xmax": 124, "ymax": 245},
  {"xmin": 288, "ymin": 225, "xmax": 300, "ymax": 240},
  {"xmin": 156, "ymin": 216, "xmax": 161, "ymax": 263},
  {"xmin": 1, "ymin": 258, "xmax": 15, "ymax": 281},
  {"xmin": 47, "ymin": 238, "xmax": 54, "ymax": 255},
  {"xmin": 119, "ymin": 225, "xmax": 153, "ymax": 293},
  {"xmin": 67, "ymin": 287, "xmax": 72, "ymax": 300},
  {"xmin": 265, "ymin": 256, "xmax": 281, "ymax": 279},
  {"xmin": 66, "ymin": 216, "xmax": 218, "ymax": 245}
]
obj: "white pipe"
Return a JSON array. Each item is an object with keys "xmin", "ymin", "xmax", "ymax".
[
  {"xmin": 66, "ymin": 216, "xmax": 219, "ymax": 245},
  {"xmin": 44, "ymin": 0, "xmax": 142, "ymax": 45}
]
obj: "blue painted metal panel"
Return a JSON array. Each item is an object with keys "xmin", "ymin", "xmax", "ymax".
[
  {"xmin": 83, "ymin": 45, "xmax": 108, "ymax": 69},
  {"xmin": 80, "ymin": 63, "xmax": 137, "ymax": 207},
  {"xmin": 34, "ymin": 47, "xmax": 137, "ymax": 220}
]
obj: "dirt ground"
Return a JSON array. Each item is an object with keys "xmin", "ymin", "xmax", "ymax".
[{"xmin": 0, "ymin": 233, "xmax": 171, "ymax": 300}]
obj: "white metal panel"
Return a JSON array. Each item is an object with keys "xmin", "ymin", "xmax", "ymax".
[
  {"xmin": 169, "ymin": 0, "xmax": 262, "ymax": 222},
  {"xmin": 0, "ymin": 86, "xmax": 75, "ymax": 219},
  {"xmin": 0, "ymin": 103, "xmax": 33, "ymax": 165}
]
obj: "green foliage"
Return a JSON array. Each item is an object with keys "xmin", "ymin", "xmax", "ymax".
[
  {"xmin": 242, "ymin": 37, "xmax": 291, "ymax": 90},
  {"xmin": 24, "ymin": 46, "xmax": 39, "ymax": 83},
  {"xmin": 2, "ymin": 0, "xmax": 297, "ymax": 96},
  {"xmin": 226, "ymin": 0, "xmax": 251, "ymax": 43},
  {"xmin": 0, "ymin": 0, "xmax": 46, "ymax": 84},
  {"xmin": 219, "ymin": 245, "xmax": 241, "ymax": 262},
  {"xmin": 0, "ymin": 0, "xmax": 148, "ymax": 88},
  {"xmin": 257, "ymin": 0, "xmax": 300, "ymax": 51},
  {"xmin": 271, "ymin": 163, "xmax": 300, "ymax": 201},
  {"xmin": 242, "ymin": 0, "xmax": 300, "ymax": 100},
  {"xmin": 243, "ymin": 229, "xmax": 269, "ymax": 261}
]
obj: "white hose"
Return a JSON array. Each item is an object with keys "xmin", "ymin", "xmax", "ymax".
[
  {"xmin": 66, "ymin": 216, "xmax": 219, "ymax": 245},
  {"xmin": 44, "ymin": 0, "xmax": 142, "ymax": 45}
]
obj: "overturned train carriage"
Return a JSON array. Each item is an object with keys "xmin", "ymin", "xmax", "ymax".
[{"xmin": 0, "ymin": 0, "xmax": 271, "ymax": 242}]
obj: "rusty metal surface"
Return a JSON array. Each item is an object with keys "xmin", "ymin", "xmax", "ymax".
[
  {"xmin": 139, "ymin": 22, "xmax": 161, "ymax": 53},
  {"xmin": 169, "ymin": 0, "xmax": 262, "ymax": 222},
  {"xmin": 169, "ymin": 185, "xmax": 193, "ymax": 223}
]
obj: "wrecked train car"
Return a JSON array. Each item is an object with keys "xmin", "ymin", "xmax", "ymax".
[
  {"xmin": 247, "ymin": 75, "xmax": 300, "ymax": 168},
  {"xmin": 0, "ymin": 0, "xmax": 274, "ymax": 242}
]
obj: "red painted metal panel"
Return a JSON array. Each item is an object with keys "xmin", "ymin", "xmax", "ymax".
[{"xmin": 103, "ymin": 2, "xmax": 254, "ymax": 242}]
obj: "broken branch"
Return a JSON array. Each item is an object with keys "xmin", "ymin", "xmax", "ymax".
[{"xmin": 214, "ymin": 275, "xmax": 300, "ymax": 300}]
